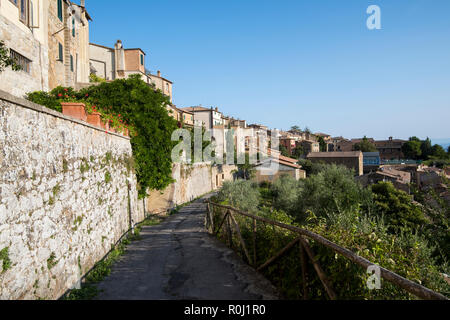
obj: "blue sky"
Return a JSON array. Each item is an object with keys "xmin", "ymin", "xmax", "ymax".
[{"xmin": 86, "ymin": 0, "xmax": 450, "ymax": 141}]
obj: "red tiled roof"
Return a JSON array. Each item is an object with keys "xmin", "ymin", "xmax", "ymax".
[
  {"xmin": 307, "ymin": 151, "xmax": 362, "ymax": 158},
  {"xmin": 181, "ymin": 106, "xmax": 213, "ymax": 112}
]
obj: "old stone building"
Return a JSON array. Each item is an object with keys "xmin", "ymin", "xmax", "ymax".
[
  {"xmin": 180, "ymin": 106, "xmax": 223, "ymax": 129},
  {"xmin": 307, "ymin": 151, "xmax": 364, "ymax": 176},
  {"xmin": 0, "ymin": 0, "xmax": 91, "ymax": 97},
  {"xmin": 0, "ymin": 0, "xmax": 49, "ymax": 97},
  {"xmin": 374, "ymin": 137, "xmax": 406, "ymax": 160},
  {"xmin": 255, "ymin": 153, "xmax": 306, "ymax": 183},
  {"xmin": 47, "ymin": 0, "xmax": 91, "ymax": 89},
  {"xmin": 89, "ymin": 40, "xmax": 173, "ymax": 102}
]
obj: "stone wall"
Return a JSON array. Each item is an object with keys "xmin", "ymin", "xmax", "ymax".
[
  {"xmin": 146, "ymin": 163, "xmax": 236, "ymax": 213},
  {"xmin": 0, "ymin": 90, "xmax": 144, "ymax": 300}
]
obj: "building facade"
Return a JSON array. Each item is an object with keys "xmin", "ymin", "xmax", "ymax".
[
  {"xmin": 181, "ymin": 106, "xmax": 223, "ymax": 129},
  {"xmin": 0, "ymin": 0, "xmax": 91, "ymax": 97},
  {"xmin": 89, "ymin": 40, "xmax": 173, "ymax": 102},
  {"xmin": 307, "ymin": 151, "xmax": 364, "ymax": 176},
  {"xmin": 374, "ymin": 137, "xmax": 406, "ymax": 160}
]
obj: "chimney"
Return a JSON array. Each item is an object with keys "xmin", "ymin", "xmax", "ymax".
[
  {"xmin": 114, "ymin": 40, "xmax": 125, "ymax": 77},
  {"xmin": 157, "ymin": 70, "xmax": 161, "ymax": 77},
  {"xmin": 81, "ymin": 0, "xmax": 85, "ymax": 7}
]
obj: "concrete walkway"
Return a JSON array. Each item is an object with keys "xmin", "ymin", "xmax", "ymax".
[{"xmin": 95, "ymin": 196, "xmax": 279, "ymax": 300}]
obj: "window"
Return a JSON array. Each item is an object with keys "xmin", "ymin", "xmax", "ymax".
[
  {"xmin": 140, "ymin": 54, "xmax": 144, "ymax": 66},
  {"xmin": 70, "ymin": 55, "xmax": 74, "ymax": 72},
  {"xmin": 12, "ymin": 0, "xmax": 30, "ymax": 26},
  {"xmin": 58, "ymin": 43, "xmax": 63, "ymax": 62},
  {"xmin": 72, "ymin": 17, "xmax": 75, "ymax": 37},
  {"xmin": 19, "ymin": 0, "xmax": 27, "ymax": 23},
  {"xmin": 10, "ymin": 50, "xmax": 31, "ymax": 73},
  {"xmin": 57, "ymin": 0, "xmax": 63, "ymax": 22}
]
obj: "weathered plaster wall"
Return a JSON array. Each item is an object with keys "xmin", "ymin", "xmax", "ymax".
[
  {"xmin": 0, "ymin": 90, "xmax": 143, "ymax": 300},
  {"xmin": 146, "ymin": 162, "xmax": 236, "ymax": 214}
]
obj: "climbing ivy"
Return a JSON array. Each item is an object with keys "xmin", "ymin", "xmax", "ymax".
[{"xmin": 27, "ymin": 75, "xmax": 178, "ymax": 198}]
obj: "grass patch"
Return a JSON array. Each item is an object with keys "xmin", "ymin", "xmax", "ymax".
[
  {"xmin": 62, "ymin": 159, "xmax": 68, "ymax": 173},
  {"xmin": 47, "ymin": 252, "xmax": 57, "ymax": 270},
  {"xmin": 80, "ymin": 158, "xmax": 90, "ymax": 174},
  {"xmin": 105, "ymin": 171, "xmax": 112, "ymax": 184},
  {"xmin": 0, "ymin": 247, "xmax": 11, "ymax": 273}
]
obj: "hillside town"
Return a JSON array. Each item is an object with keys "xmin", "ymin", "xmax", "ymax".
[
  {"xmin": 1, "ymin": 0, "xmax": 448, "ymax": 195},
  {"xmin": 0, "ymin": 0, "xmax": 449, "ymax": 302}
]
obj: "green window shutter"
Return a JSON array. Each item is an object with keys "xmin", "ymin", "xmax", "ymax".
[
  {"xmin": 70, "ymin": 55, "xmax": 73, "ymax": 72},
  {"xmin": 140, "ymin": 54, "xmax": 143, "ymax": 65},
  {"xmin": 57, "ymin": 0, "xmax": 63, "ymax": 21},
  {"xmin": 58, "ymin": 43, "xmax": 63, "ymax": 62},
  {"xmin": 72, "ymin": 17, "xmax": 75, "ymax": 37}
]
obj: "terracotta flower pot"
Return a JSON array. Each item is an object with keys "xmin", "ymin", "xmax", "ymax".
[
  {"xmin": 99, "ymin": 117, "xmax": 107, "ymax": 129},
  {"xmin": 61, "ymin": 102, "xmax": 87, "ymax": 122},
  {"xmin": 86, "ymin": 112, "xmax": 102, "ymax": 128}
]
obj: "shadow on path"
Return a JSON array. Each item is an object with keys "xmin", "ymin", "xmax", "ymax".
[{"xmin": 96, "ymin": 196, "xmax": 279, "ymax": 300}]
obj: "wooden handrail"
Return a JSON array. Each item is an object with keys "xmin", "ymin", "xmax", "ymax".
[{"xmin": 207, "ymin": 201, "xmax": 449, "ymax": 301}]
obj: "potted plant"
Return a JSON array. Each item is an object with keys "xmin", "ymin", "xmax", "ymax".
[{"xmin": 61, "ymin": 102, "xmax": 87, "ymax": 122}]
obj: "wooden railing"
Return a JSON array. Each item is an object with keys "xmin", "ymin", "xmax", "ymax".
[{"xmin": 205, "ymin": 201, "xmax": 448, "ymax": 300}]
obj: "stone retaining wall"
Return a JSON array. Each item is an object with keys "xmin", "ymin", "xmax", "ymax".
[{"xmin": 0, "ymin": 90, "xmax": 143, "ymax": 299}]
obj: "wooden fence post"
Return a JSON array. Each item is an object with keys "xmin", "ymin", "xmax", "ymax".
[
  {"xmin": 299, "ymin": 237, "xmax": 337, "ymax": 300},
  {"xmin": 229, "ymin": 212, "xmax": 252, "ymax": 264},
  {"xmin": 299, "ymin": 240, "xmax": 308, "ymax": 300},
  {"xmin": 253, "ymin": 218, "xmax": 257, "ymax": 268},
  {"xmin": 226, "ymin": 210, "xmax": 233, "ymax": 248}
]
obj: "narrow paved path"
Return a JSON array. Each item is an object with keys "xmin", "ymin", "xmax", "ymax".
[{"xmin": 96, "ymin": 196, "xmax": 279, "ymax": 300}]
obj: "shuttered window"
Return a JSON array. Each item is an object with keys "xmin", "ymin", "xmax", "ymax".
[
  {"xmin": 57, "ymin": 0, "xmax": 63, "ymax": 21},
  {"xmin": 72, "ymin": 17, "xmax": 75, "ymax": 37},
  {"xmin": 58, "ymin": 43, "xmax": 63, "ymax": 62},
  {"xmin": 70, "ymin": 55, "xmax": 74, "ymax": 72}
]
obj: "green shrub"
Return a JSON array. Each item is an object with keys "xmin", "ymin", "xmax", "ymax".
[
  {"xmin": 217, "ymin": 180, "xmax": 260, "ymax": 213},
  {"xmin": 271, "ymin": 174, "xmax": 301, "ymax": 214},
  {"xmin": 293, "ymin": 164, "xmax": 373, "ymax": 223},
  {"xmin": 371, "ymin": 182, "xmax": 428, "ymax": 232},
  {"xmin": 89, "ymin": 73, "xmax": 106, "ymax": 83}
]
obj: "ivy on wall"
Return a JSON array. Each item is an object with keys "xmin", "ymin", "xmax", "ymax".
[{"xmin": 26, "ymin": 75, "xmax": 178, "ymax": 198}]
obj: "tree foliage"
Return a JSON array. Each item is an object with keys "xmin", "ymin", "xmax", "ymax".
[
  {"xmin": 402, "ymin": 136, "xmax": 449, "ymax": 162},
  {"xmin": 402, "ymin": 138, "xmax": 422, "ymax": 160},
  {"xmin": 217, "ymin": 180, "xmax": 260, "ymax": 213},
  {"xmin": 318, "ymin": 136, "xmax": 327, "ymax": 152},
  {"xmin": 0, "ymin": 41, "xmax": 21, "ymax": 73},
  {"xmin": 353, "ymin": 136, "xmax": 377, "ymax": 152},
  {"xmin": 279, "ymin": 144, "xmax": 290, "ymax": 157},
  {"xmin": 371, "ymin": 182, "xmax": 428, "ymax": 232},
  {"xmin": 292, "ymin": 164, "xmax": 373, "ymax": 222}
]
